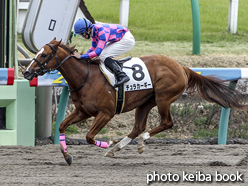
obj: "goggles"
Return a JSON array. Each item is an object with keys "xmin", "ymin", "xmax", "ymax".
[{"xmin": 81, "ymin": 31, "xmax": 91, "ymax": 38}]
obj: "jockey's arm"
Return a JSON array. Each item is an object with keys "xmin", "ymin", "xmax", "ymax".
[{"xmin": 79, "ymin": 28, "xmax": 108, "ymax": 59}]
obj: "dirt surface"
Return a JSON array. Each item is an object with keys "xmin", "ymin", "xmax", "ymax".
[{"xmin": 1, "ymin": 144, "xmax": 248, "ymax": 185}]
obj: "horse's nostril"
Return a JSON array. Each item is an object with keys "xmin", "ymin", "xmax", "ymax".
[
  {"xmin": 22, "ymin": 71, "xmax": 34, "ymax": 80},
  {"xmin": 22, "ymin": 71, "xmax": 27, "ymax": 75},
  {"xmin": 22, "ymin": 71, "xmax": 31, "ymax": 77}
]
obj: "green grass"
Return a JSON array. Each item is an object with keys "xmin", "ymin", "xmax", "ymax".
[
  {"xmin": 154, "ymin": 133, "xmax": 167, "ymax": 139},
  {"xmin": 102, "ymin": 135, "xmax": 111, "ymax": 139},
  {"xmin": 84, "ymin": 0, "xmax": 248, "ymax": 43},
  {"xmin": 98, "ymin": 127, "xmax": 108, "ymax": 134},
  {"xmin": 193, "ymin": 128, "xmax": 219, "ymax": 139},
  {"xmin": 194, "ymin": 117, "xmax": 208, "ymax": 126},
  {"xmin": 18, "ymin": 0, "xmax": 248, "ymax": 58},
  {"xmin": 51, "ymin": 122, "xmax": 80, "ymax": 136},
  {"xmin": 116, "ymin": 131, "xmax": 124, "ymax": 136}
]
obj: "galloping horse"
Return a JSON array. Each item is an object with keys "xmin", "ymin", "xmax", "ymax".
[{"xmin": 23, "ymin": 38, "xmax": 248, "ymax": 165}]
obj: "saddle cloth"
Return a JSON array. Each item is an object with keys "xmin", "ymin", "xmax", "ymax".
[{"xmin": 99, "ymin": 57, "xmax": 153, "ymax": 92}]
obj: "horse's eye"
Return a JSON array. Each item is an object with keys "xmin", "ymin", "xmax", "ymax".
[{"xmin": 41, "ymin": 53, "xmax": 47, "ymax": 58}]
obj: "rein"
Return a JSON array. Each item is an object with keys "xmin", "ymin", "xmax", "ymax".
[
  {"xmin": 33, "ymin": 44, "xmax": 90, "ymax": 92},
  {"xmin": 68, "ymin": 62, "xmax": 90, "ymax": 92}
]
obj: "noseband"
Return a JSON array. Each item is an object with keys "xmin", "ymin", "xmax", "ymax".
[{"xmin": 31, "ymin": 43, "xmax": 90, "ymax": 92}]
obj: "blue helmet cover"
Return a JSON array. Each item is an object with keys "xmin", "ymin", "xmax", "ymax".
[{"xmin": 74, "ymin": 18, "xmax": 92, "ymax": 34}]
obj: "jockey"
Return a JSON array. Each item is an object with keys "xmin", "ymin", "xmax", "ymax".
[{"xmin": 72, "ymin": 18, "xmax": 135, "ymax": 87}]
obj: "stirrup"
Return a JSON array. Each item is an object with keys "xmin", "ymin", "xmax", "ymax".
[{"xmin": 114, "ymin": 76, "xmax": 130, "ymax": 87}]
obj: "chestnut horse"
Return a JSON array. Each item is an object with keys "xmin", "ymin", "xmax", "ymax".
[{"xmin": 23, "ymin": 38, "xmax": 248, "ymax": 165}]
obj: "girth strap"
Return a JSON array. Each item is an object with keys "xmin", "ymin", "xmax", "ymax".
[{"xmin": 115, "ymin": 84, "xmax": 125, "ymax": 114}]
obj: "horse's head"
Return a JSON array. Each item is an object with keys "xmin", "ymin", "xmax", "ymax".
[{"xmin": 23, "ymin": 37, "xmax": 62, "ymax": 80}]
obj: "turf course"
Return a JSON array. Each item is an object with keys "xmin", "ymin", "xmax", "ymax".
[
  {"xmin": 18, "ymin": 0, "xmax": 248, "ymax": 58},
  {"xmin": 84, "ymin": 0, "xmax": 248, "ymax": 43}
]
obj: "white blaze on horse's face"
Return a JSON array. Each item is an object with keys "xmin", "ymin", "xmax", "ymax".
[{"xmin": 26, "ymin": 47, "xmax": 45, "ymax": 71}]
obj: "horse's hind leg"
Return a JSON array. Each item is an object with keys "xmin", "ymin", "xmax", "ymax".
[
  {"xmin": 105, "ymin": 99, "xmax": 156, "ymax": 157},
  {"xmin": 138, "ymin": 100, "xmax": 173, "ymax": 154},
  {"xmin": 59, "ymin": 108, "xmax": 90, "ymax": 165}
]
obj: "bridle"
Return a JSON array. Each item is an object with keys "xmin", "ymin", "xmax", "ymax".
[
  {"xmin": 28, "ymin": 44, "xmax": 60, "ymax": 76},
  {"xmin": 33, "ymin": 44, "xmax": 58, "ymax": 71},
  {"xmin": 30, "ymin": 43, "xmax": 90, "ymax": 92}
]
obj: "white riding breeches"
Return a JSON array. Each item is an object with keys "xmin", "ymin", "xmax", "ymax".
[{"xmin": 99, "ymin": 31, "xmax": 135, "ymax": 62}]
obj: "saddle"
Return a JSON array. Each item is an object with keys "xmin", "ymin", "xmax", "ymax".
[{"xmin": 99, "ymin": 56, "xmax": 153, "ymax": 114}]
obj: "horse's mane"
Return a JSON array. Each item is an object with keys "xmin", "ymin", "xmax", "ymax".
[
  {"xmin": 59, "ymin": 43, "xmax": 101, "ymax": 65},
  {"xmin": 87, "ymin": 58, "xmax": 101, "ymax": 65},
  {"xmin": 59, "ymin": 43, "xmax": 75, "ymax": 54}
]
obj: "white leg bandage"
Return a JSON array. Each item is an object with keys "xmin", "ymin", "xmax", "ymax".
[
  {"xmin": 141, "ymin": 132, "xmax": 150, "ymax": 141},
  {"xmin": 119, "ymin": 136, "xmax": 132, "ymax": 149}
]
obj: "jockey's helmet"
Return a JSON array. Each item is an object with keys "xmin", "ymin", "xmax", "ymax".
[{"xmin": 74, "ymin": 18, "xmax": 92, "ymax": 34}]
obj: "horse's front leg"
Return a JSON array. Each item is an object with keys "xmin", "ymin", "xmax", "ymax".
[
  {"xmin": 85, "ymin": 111, "xmax": 112, "ymax": 149},
  {"xmin": 59, "ymin": 108, "xmax": 90, "ymax": 165}
]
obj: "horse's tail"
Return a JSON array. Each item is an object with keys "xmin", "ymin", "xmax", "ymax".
[{"xmin": 183, "ymin": 67, "xmax": 248, "ymax": 110}]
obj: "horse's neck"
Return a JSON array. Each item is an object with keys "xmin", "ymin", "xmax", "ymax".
[{"xmin": 58, "ymin": 57, "xmax": 89, "ymax": 89}]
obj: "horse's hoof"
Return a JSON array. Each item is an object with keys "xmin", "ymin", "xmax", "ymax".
[
  {"xmin": 66, "ymin": 155, "xmax": 73, "ymax": 165},
  {"xmin": 104, "ymin": 151, "xmax": 114, "ymax": 157},
  {"xmin": 138, "ymin": 146, "xmax": 145, "ymax": 154},
  {"xmin": 109, "ymin": 138, "xmax": 119, "ymax": 147},
  {"xmin": 112, "ymin": 138, "xmax": 120, "ymax": 144}
]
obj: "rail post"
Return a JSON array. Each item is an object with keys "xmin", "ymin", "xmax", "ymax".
[
  {"xmin": 191, "ymin": 0, "xmax": 201, "ymax": 55},
  {"xmin": 54, "ymin": 87, "xmax": 70, "ymax": 144},
  {"xmin": 218, "ymin": 80, "xmax": 237, "ymax": 145},
  {"xmin": 35, "ymin": 87, "xmax": 52, "ymax": 138},
  {"xmin": 228, "ymin": 0, "xmax": 239, "ymax": 34},
  {"xmin": 119, "ymin": 0, "xmax": 130, "ymax": 27}
]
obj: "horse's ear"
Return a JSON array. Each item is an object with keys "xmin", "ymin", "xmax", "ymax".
[
  {"xmin": 55, "ymin": 39, "xmax": 62, "ymax": 47},
  {"xmin": 71, "ymin": 45, "xmax": 76, "ymax": 50},
  {"xmin": 53, "ymin": 37, "xmax": 57, "ymax": 41},
  {"xmin": 71, "ymin": 45, "xmax": 77, "ymax": 52}
]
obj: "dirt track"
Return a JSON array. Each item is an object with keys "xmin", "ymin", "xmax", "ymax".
[{"xmin": 1, "ymin": 143, "xmax": 248, "ymax": 186}]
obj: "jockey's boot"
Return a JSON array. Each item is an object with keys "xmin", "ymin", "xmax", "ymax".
[{"xmin": 104, "ymin": 57, "xmax": 130, "ymax": 87}]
